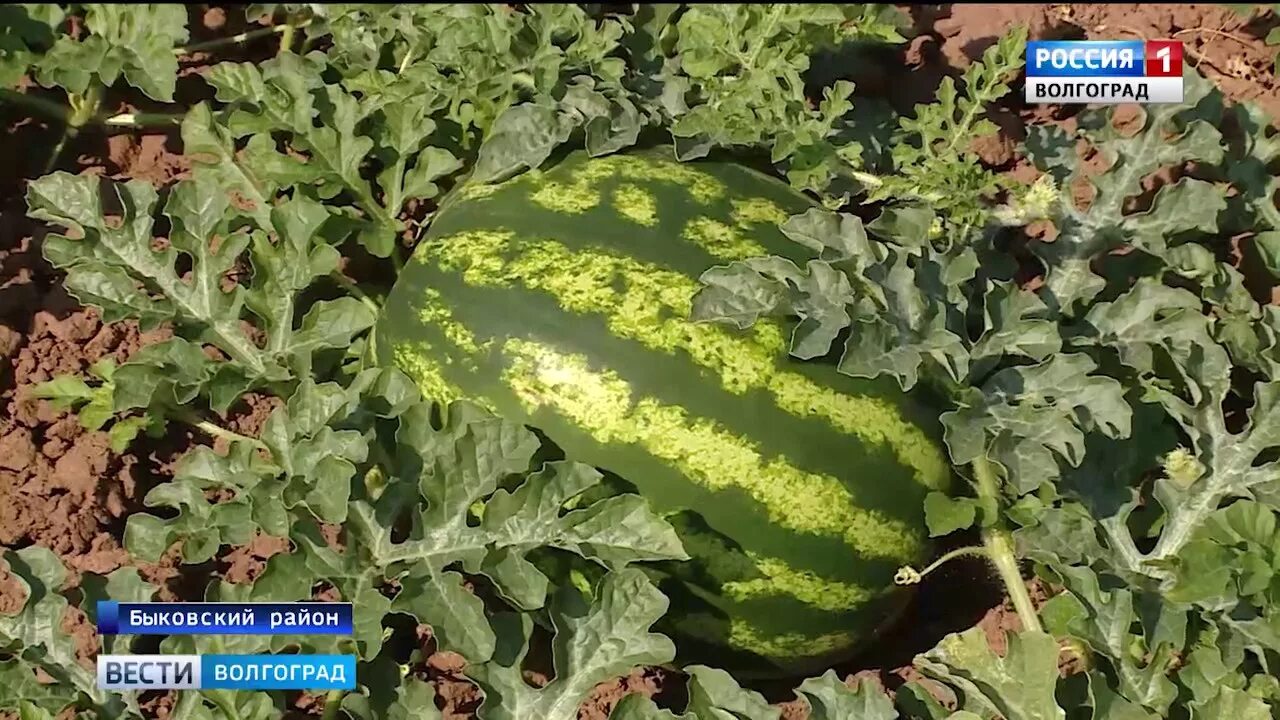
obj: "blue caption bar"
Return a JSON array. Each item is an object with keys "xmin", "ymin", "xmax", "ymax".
[
  {"xmin": 97, "ymin": 654, "xmax": 357, "ymax": 690},
  {"xmin": 1027, "ymin": 40, "xmax": 1145, "ymax": 77},
  {"xmin": 203, "ymin": 654, "xmax": 356, "ymax": 690},
  {"xmin": 97, "ymin": 602, "xmax": 354, "ymax": 635}
]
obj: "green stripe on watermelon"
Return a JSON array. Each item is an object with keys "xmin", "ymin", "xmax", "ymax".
[{"xmin": 377, "ymin": 148, "xmax": 952, "ymax": 677}]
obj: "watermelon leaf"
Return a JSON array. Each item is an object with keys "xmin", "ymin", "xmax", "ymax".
[
  {"xmin": 610, "ymin": 666, "xmax": 886, "ymax": 720},
  {"xmin": 924, "ymin": 492, "xmax": 979, "ymax": 537},
  {"xmin": 1038, "ymin": 563, "xmax": 1198, "ymax": 716},
  {"xmin": 969, "ymin": 281, "xmax": 1062, "ymax": 376},
  {"xmin": 797, "ymin": 670, "xmax": 897, "ymax": 720},
  {"xmin": 1022, "ymin": 71, "xmax": 1224, "ymax": 316},
  {"xmin": 202, "ymin": 54, "xmax": 462, "ymax": 257},
  {"xmin": 836, "ymin": 245, "xmax": 971, "ymax": 390},
  {"xmin": 298, "ymin": 4, "xmax": 911, "ymax": 201},
  {"xmin": 471, "ymin": 569, "xmax": 676, "ymax": 720},
  {"xmin": 0, "ymin": 663, "xmax": 83, "ymax": 720},
  {"xmin": 1072, "ymin": 276, "xmax": 1280, "ymax": 586},
  {"xmin": 30, "ymin": 4, "xmax": 187, "ymax": 101},
  {"xmin": 181, "ymin": 102, "xmax": 322, "ymax": 234},
  {"xmin": 0, "ymin": 4, "xmax": 65, "ymax": 89},
  {"xmin": 1225, "ymin": 102, "xmax": 1280, "ymax": 280},
  {"xmin": 26, "ymin": 172, "xmax": 375, "ymax": 418},
  {"xmin": 383, "ymin": 402, "xmax": 685, "ymax": 660},
  {"xmin": 343, "ymin": 674, "xmax": 443, "ymax": 720},
  {"xmin": 692, "ymin": 256, "xmax": 856, "ymax": 360},
  {"xmin": 1189, "ymin": 687, "xmax": 1273, "ymax": 720},
  {"xmin": 941, "ymin": 354, "xmax": 1132, "ymax": 492},
  {"xmin": 610, "ymin": 696, "xmax": 684, "ymax": 720},
  {"xmin": 682, "ymin": 666, "xmax": 780, "ymax": 719},
  {"xmin": 123, "ymin": 444, "xmax": 288, "ymax": 565},
  {"xmin": 123, "ymin": 379, "xmax": 367, "ymax": 564},
  {"xmin": 0, "ymin": 548, "xmax": 133, "ymax": 718},
  {"xmin": 472, "ymin": 101, "xmax": 576, "ymax": 184},
  {"xmin": 130, "ymin": 390, "xmax": 688, "ymax": 668},
  {"xmin": 868, "ymin": 26, "xmax": 1028, "ymax": 232},
  {"xmin": 77, "ymin": 568, "xmax": 156, "ymax": 655},
  {"xmin": 915, "ymin": 627, "xmax": 1065, "ymax": 720}
]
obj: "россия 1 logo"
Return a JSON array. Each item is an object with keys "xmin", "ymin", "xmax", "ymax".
[{"xmin": 1025, "ymin": 40, "xmax": 1184, "ymax": 105}]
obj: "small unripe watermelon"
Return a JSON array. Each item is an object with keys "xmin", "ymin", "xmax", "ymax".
[{"xmin": 376, "ymin": 148, "xmax": 951, "ymax": 677}]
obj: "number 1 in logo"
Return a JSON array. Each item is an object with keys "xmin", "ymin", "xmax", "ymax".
[{"xmin": 1145, "ymin": 40, "xmax": 1182, "ymax": 77}]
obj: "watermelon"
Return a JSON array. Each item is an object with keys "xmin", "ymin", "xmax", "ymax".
[{"xmin": 375, "ymin": 148, "xmax": 952, "ymax": 677}]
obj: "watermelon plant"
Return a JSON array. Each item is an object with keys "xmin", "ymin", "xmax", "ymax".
[{"xmin": 0, "ymin": 4, "xmax": 1278, "ymax": 720}]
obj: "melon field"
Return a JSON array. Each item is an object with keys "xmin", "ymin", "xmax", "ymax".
[{"xmin": 2, "ymin": 3, "xmax": 1280, "ymax": 719}]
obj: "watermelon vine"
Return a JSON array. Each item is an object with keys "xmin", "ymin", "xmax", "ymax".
[{"xmin": 1, "ymin": 4, "xmax": 1278, "ymax": 720}]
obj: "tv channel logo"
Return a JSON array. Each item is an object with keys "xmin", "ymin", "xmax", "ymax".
[{"xmin": 1025, "ymin": 40, "xmax": 1184, "ymax": 104}]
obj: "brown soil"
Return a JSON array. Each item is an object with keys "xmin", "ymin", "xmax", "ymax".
[
  {"xmin": 220, "ymin": 533, "xmax": 291, "ymax": 585},
  {"xmin": 1, "ymin": 4, "xmax": 1278, "ymax": 719},
  {"xmin": 0, "ymin": 562, "xmax": 25, "ymax": 616}
]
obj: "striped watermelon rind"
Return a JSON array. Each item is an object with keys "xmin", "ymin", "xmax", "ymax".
[{"xmin": 376, "ymin": 147, "xmax": 951, "ymax": 677}]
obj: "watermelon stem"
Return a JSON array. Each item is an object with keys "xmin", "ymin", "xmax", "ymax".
[
  {"xmin": 893, "ymin": 545, "xmax": 990, "ymax": 585},
  {"xmin": 172, "ymin": 409, "xmax": 267, "ymax": 450},
  {"xmin": 278, "ymin": 20, "xmax": 297, "ymax": 56},
  {"xmin": 972, "ymin": 456, "xmax": 1044, "ymax": 633},
  {"xmin": 330, "ymin": 270, "xmax": 382, "ymax": 315},
  {"xmin": 175, "ymin": 19, "xmax": 312, "ymax": 56},
  {"xmin": 983, "ymin": 528, "xmax": 1042, "ymax": 632}
]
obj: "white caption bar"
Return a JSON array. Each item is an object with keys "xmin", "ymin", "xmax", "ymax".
[{"xmin": 1025, "ymin": 76, "xmax": 1184, "ymax": 104}]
